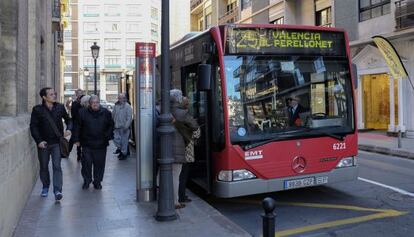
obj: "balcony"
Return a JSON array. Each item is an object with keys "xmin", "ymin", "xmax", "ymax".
[
  {"xmin": 52, "ymin": 0, "xmax": 61, "ymax": 22},
  {"xmin": 219, "ymin": 8, "xmax": 239, "ymax": 24},
  {"xmin": 395, "ymin": 0, "xmax": 414, "ymax": 30},
  {"xmin": 191, "ymin": 0, "xmax": 203, "ymax": 11}
]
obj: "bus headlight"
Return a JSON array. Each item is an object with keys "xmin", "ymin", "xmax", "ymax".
[
  {"xmin": 336, "ymin": 157, "xmax": 355, "ymax": 168},
  {"xmin": 218, "ymin": 170, "xmax": 232, "ymax": 182},
  {"xmin": 218, "ymin": 169, "xmax": 257, "ymax": 182},
  {"xmin": 233, "ymin": 169, "xmax": 256, "ymax": 181}
]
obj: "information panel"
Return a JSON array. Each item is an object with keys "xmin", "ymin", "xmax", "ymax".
[{"xmin": 226, "ymin": 27, "xmax": 346, "ymax": 56}]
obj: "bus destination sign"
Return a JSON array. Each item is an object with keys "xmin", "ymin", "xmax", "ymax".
[{"xmin": 226, "ymin": 27, "xmax": 346, "ymax": 56}]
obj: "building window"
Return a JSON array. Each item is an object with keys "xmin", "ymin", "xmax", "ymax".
[
  {"xmin": 83, "ymin": 56, "xmax": 95, "ymax": 66},
  {"xmin": 126, "ymin": 39, "xmax": 138, "ymax": 50},
  {"xmin": 105, "ymin": 5, "xmax": 121, "ymax": 17},
  {"xmin": 104, "ymin": 38, "xmax": 121, "ymax": 50},
  {"xmin": 106, "ymin": 73, "xmax": 120, "ymax": 92},
  {"xmin": 227, "ymin": 0, "xmax": 237, "ymax": 12},
  {"xmin": 359, "ymin": 0, "xmax": 391, "ymax": 21},
  {"xmin": 126, "ymin": 22, "xmax": 140, "ymax": 33},
  {"xmin": 83, "ymin": 5, "xmax": 99, "ymax": 17},
  {"xmin": 241, "ymin": 0, "xmax": 252, "ymax": 10},
  {"xmin": 105, "ymin": 22, "xmax": 121, "ymax": 33},
  {"xmin": 205, "ymin": 13, "xmax": 212, "ymax": 29},
  {"xmin": 151, "ymin": 23, "xmax": 158, "ymax": 38},
  {"xmin": 127, "ymin": 5, "xmax": 142, "ymax": 16},
  {"xmin": 126, "ymin": 56, "xmax": 135, "ymax": 66},
  {"xmin": 104, "ymin": 56, "xmax": 122, "ymax": 67},
  {"xmin": 83, "ymin": 39, "xmax": 99, "ymax": 51},
  {"xmin": 151, "ymin": 7, "xmax": 158, "ymax": 20},
  {"xmin": 316, "ymin": 7, "xmax": 332, "ymax": 27},
  {"xmin": 84, "ymin": 22, "xmax": 99, "ymax": 33},
  {"xmin": 271, "ymin": 17, "xmax": 284, "ymax": 25}
]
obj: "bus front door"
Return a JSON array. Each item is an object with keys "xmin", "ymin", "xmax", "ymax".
[{"xmin": 183, "ymin": 65, "xmax": 211, "ymax": 193}]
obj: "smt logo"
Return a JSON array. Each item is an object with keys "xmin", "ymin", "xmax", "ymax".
[{"xmin": 245, "ymin": 150, "xmax": 264, "ymax": 160}]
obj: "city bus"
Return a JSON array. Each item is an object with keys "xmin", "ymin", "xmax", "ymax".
[{"xmin": 127, "ymin": 24, "xmax": 358, "ymax": 198}]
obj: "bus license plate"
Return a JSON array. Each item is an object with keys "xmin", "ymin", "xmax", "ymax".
[
  {"xmin": 284, "ymin": 176, "xmax": 328, "ymax": 189},
  {"xmin": 284, "ymin": 177, "xmax": 315, "ymax": 189}
]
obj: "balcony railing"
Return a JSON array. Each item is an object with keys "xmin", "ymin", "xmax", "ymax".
[
  {"xmin": 191, "ymin": 0, "xmax": 203, "ymax": 11},
  {"xmin": 52, "ymin": 0, "xmax": 61, "ymax": 20},
  {"xmin": 395, "ymin": 0, "xmax": 414, "ymax": 30},
  {"xmin": 219, "ymin": 8, "xmax": 239, "ymax": 24}
]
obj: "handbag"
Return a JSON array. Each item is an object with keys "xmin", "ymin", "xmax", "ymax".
[
  {"xmin": 43, "ymin": 108, "xmax": 70, "ymax": 158},
  {"xmin": 185, "ymin": 140, "xmax": 195, "ymax": 163}
]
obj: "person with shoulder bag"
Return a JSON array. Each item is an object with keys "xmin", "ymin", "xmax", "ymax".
[
  {"xmin": 170, "ymin": 90, "xmax": 199, "ymax": 209},
  {"xmin": 30, "ymin": 87, "xmax": 72, "ymax": 201}
]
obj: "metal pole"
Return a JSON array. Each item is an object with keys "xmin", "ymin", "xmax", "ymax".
[
  {"xmin": 262, "ymin": 197, "xmax": 276, "ymax": 237},
  {"xmin": 155, "ymin": 0, "xmax": 177, "ymax": 221},
  {"xmin": 94, "ymin": 58, "xmax": 97, "ymax": 95},
  {"xmin": 398, "ymin": 130, "xmax": 402, "ymax": 148}
]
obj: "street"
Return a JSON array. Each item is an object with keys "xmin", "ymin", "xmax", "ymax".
[{"xmin": 201, "ymin": 151, "xmax": 414, "ymax": 237}]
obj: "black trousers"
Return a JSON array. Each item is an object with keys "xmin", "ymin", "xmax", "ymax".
[
  {"xmin": 81, "ymin": 147, "xmax": 107, "ymax": 184},
  {"xmin": 178, "ymin": 163, "xmax": 190, "ymax": 202}
]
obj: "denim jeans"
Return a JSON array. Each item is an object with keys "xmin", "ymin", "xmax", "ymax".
[{"xmin": 37, "ymin": 144, "xmax": 62, "ymax": 193}]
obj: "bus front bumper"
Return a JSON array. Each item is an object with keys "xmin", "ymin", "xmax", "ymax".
[{"xmin": 213, "ymin": 166, "xmax": 358, "ymax": 198}]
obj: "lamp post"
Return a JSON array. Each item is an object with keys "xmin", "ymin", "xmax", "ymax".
[
  {"xmin": 84, "ymin": 68, "xmax": 90, "ymax": 95},
  {"xmin": 90, "ymin": 42, "xmax": 100, "ymax": 96},
  {"xmin": 155, "ymin": 0, "xmax": 177, "ymax": 221}
]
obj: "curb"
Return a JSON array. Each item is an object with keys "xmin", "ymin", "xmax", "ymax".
[{"xmin": 358, "ymin": 144, "xmax": 414, "ymax": 160}]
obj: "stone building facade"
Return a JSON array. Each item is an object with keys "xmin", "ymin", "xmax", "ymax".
[{"xmin": 0, "ymin": 0, "xmax": 62, "ymax": 236}]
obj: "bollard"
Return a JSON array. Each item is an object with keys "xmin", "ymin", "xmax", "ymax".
[
  {"xmin": 398, "ymin": 130, "xmax": 402, "ymax": 148},
  {"xmin": 262, "ymin": 197, "xmax": 276, "ymax": 237}
]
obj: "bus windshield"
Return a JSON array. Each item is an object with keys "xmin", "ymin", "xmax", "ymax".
[{"xmin": 224, "ymin": 55, "xmax": 354, "ymax": 144}]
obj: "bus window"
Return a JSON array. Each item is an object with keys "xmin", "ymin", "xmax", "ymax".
[{"xmin": 224, "ymin": 55, "xmax": 354, "ymax": 144}]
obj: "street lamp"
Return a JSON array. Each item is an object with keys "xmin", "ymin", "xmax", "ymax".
[
  {"xmin": 84, "ymin": 68, "xmax": 90, "ymax": 95},
  {"xmin": 90, "ymin": 42, "xmax": 100, "ymax": 95}
]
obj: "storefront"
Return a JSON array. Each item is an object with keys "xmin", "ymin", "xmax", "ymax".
[{"xmin": 352, "ymin": 43, "xmax": 414, "ymax": 137}]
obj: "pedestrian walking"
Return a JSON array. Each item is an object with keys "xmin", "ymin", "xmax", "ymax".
[
  {"xmin": 30, "ymin": 87, "xmax": 72, "ymax": 201},
  {"xmin": 170, "ymin": 89, "xmax": 199, "ymax": 209},
  {"xmin": 73, "ymin": 95, "xmax": 114, "ymax": 190},
  {"xmin": 112, "ymin": 93, "xmax": 133, "ymax": 160},
  {"xmin": 68, "ymin": 89, "xmax": 84, "ymax": 161}
]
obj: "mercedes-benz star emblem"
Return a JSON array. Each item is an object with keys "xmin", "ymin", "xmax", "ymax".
[{"xmin": 292, "ymin": 156, "xmax": 307, "ymax": 173}]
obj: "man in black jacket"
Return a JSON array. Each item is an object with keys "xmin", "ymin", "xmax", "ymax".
[
  {"xmin": 69, "ymin": 89, "xmax": 83, "ymax": 161},
  {"xmin": 30, "ymin": 87, "xmax": 72, "ymax": 201},
  {"xmin": 288, "ymin": 96, "xmax": 306, "ymax": 127},
  {"xmin": 74, "ymin": 95, "xmax": 114, "ymax": 190}
]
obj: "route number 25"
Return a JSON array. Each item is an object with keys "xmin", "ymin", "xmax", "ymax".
[{"xmin": 333, "ymin": 143, "xmax": 346, "ymax": 150}]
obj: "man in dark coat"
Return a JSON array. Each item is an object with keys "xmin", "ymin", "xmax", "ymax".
[
  {"xmin": 73, "ymin": 95, "xmax": 114, "ymax": 190},
  {"xmin": 69, "ymin": 89, "xmax": 83, "ymax": 161},
  {"xmin": 288, "ymin": 96, "xmax": 306, "ymax": 127},
  {"xmin": 30, "ymin": 87, "xmax": 72, "ymax": 201}
]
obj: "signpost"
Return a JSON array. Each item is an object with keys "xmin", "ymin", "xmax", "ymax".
[{"xmin": 135, "ymin": 42, "xmax": 156, "ymax": 202}]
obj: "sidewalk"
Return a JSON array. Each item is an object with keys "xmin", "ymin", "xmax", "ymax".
[
  {"xmin": 12, "ymin": 144, "xmax": 251, "ymax": 237},
  {"xmin": 358, "ymin": 131, "xmax": 414, "ymax": 159}
]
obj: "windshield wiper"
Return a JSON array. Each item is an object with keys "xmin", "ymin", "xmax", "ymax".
[{"xmin": 317, "ymin": 131, "xmax": 345, "ymax": 141}]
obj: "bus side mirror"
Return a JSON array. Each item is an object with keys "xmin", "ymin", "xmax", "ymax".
[
  {"xmin": 198, "ymin": 64, "xmax": 211, "ymax": 91},
  {"xmin": 351, "ymin": 63, "xmax": 358, "ymax": 89}
]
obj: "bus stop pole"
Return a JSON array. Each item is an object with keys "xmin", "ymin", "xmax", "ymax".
[{"xmin": 155, "ymin": 0, "xmax": 177, "ymax": 221}]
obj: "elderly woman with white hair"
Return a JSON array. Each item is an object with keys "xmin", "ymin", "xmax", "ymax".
[{"xmin": 169, "ymin": 89, "xmax": 199, "ymax": 209}]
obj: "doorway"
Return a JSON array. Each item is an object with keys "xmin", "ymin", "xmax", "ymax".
[{"xmin": 362, "ymin": 74, "xmax": 398, "ymax": 129}]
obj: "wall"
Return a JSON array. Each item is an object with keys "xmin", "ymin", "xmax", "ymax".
[
  {"xmin": 0, "ymin": 116, "xmax": 38, "ymax": 237},
  {"xmin": 0, "ymin": 0, "xmax": 51, "ymax": 236},
  {"xmin": 334, "ymin": 0, "xmax": 358, "ymax": 41}
]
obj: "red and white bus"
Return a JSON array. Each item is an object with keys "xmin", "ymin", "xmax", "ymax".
[{"xmin": 165, "ymin": 24, "xmax": 358, "ymax": 198}]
